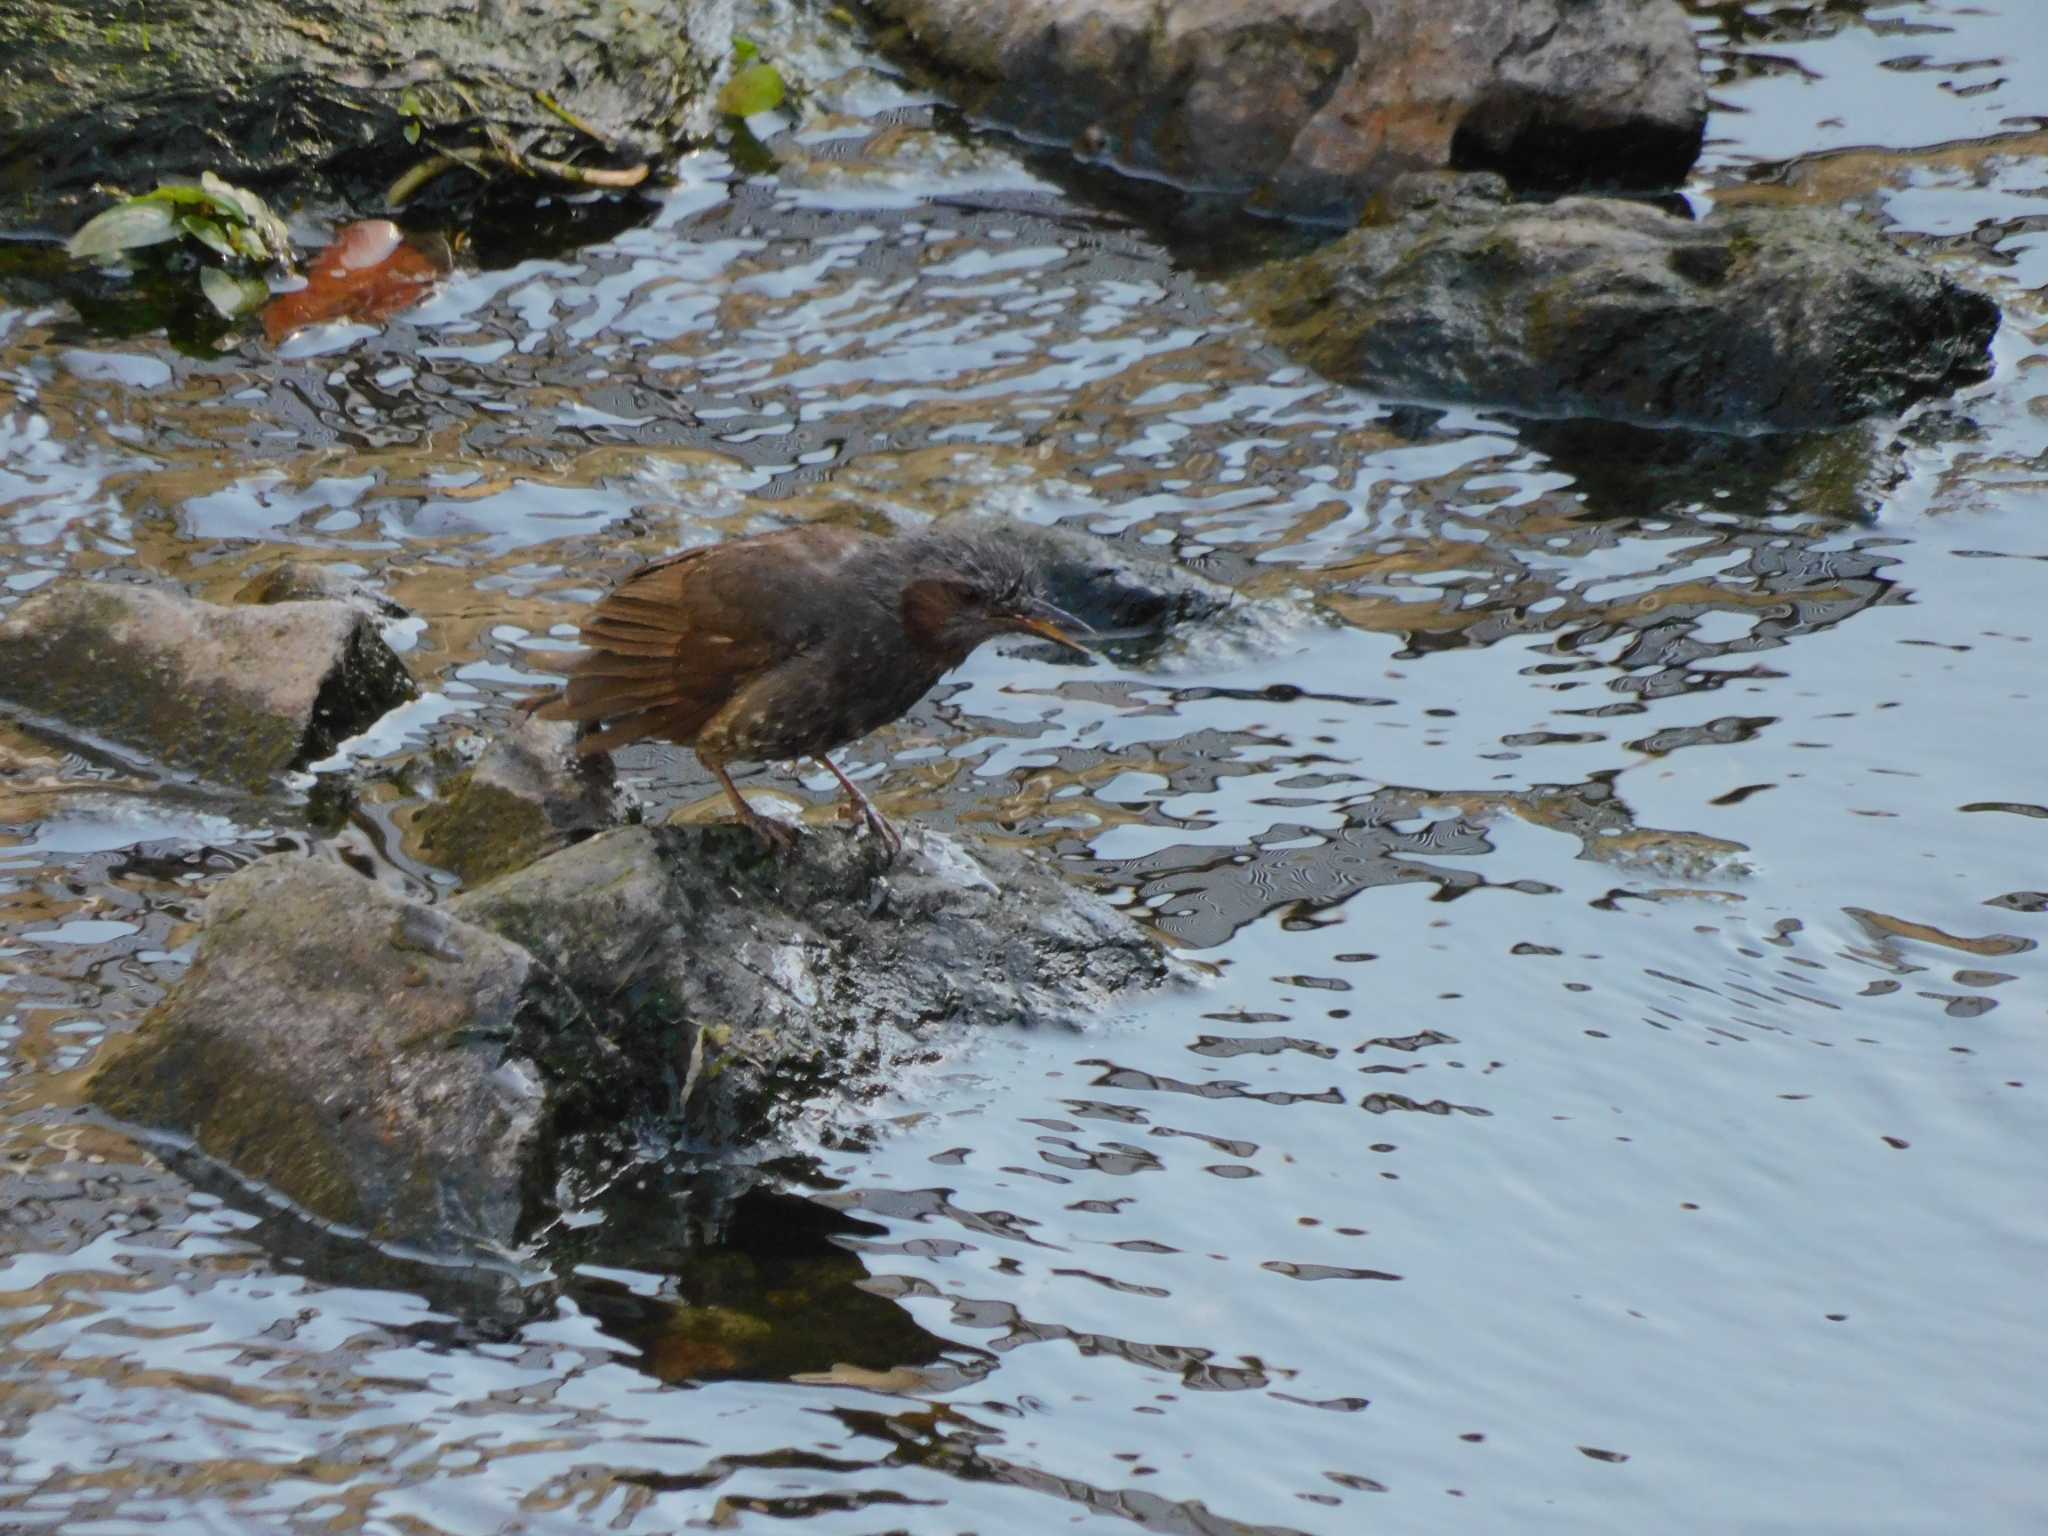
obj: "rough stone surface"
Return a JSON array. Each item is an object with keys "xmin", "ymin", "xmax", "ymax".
[
  {"xmin": 1240, "ymin": 176, "xmax": 2002, "ymax": 430},
  {"xmin": 0, "ymin": 582, "xmax": 415, "ymax": 789},
  {"xmin": 454, "ymin": 823, "xmax": 1174, "ymax": 1148},
  {"xmin": 410, "ymin": 714, "xmax": 620, "ymax": 888},
  {"xmin": 86, "ymin": 858, "xmax": 611, "ymax": 1252},
  {"xmin": 0, "ymin": 0, "xmax": 712, "ymax": 229},
  {"xmin": 868, "ymin": 0, "xmax": 1706, "ymax": 221},
  {"xmin": 89, "ymin": 824, "xmax": 1176, "ymax": 1257}
]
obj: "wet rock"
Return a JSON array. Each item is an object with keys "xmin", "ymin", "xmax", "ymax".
[
  {"xmin": 984, "ymin": 519, "xmax": 1330, "ymax": 670},
  {"xmin": 982, "ymin": 520, "xmax": 1234, "ymax": 636},
  {"xmin": 89, "ymin": 823, "xmax": 1174, "ymax": 1256},
  {"xmin": 454, "ymin": 823, "xmax": 1173, "ymax": 1148},
  {"xmin": 0, "ymin": 582, "xmax": 414, "ymax": 790},
  {"xmin": 410, "ymin": 713, "xmax": 620, "ymax": 888},
  {"xmin": 0, "ymin": 0, "xmax": 716, "ymax": 229},
  {"xmin": 86, "ymin": 857, "xmax": 619, "ymax": 1253},
  {"xmin": 868, "ymin": 0, "xmax": 1706, "ymax": 221},
  {"xmin": 1241, "ymin": 177, "xmax": 2001, "ymax": 430}
]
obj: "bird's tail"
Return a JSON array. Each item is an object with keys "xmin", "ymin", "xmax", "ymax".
[{"xmin": 524, "ymin": 547, "xmax": 725, "ymax": 757}]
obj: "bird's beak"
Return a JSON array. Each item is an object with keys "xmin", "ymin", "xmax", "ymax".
[{"xmin": 1007, "ymin": 597, "xmax": 1094, "ymax": 657}]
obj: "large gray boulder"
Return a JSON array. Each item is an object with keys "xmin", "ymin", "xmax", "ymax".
[
  {"xmin": 1240, "ymin": 175, "xmax": 2001, "ymax": 430},
  {"xmin": 88, "ymin": 824, "xmax": 1175, "ymax": 1256},
  {"xmin": 868, "ymin": 0, "xmax": 1707, "ymax": 220},
  {"xmin": 0, "ymin": 581, "xmax": 414, "ymax": 790}
]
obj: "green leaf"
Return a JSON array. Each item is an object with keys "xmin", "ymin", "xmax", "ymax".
[
  {"xmin": 399, "ymin": 87, "xmax": 423, "ymax": 118},
  {"xmin": 199, "ymin": 171, "xmax": 263, "ymax": 225},
  {"xmin": 733, "ymin": 36, "xmax": 758, "ymax": 64},
  {"xmin": 404, "ymin": 119, "xmax": 421, "ymax": 145},
  {"xmin": 187, "ymin": 174, "xmax": 292, "ymax": 266},
  {"xmin": 717, "ymin": 61, "xmax": 786, "ymax": 118},
  {"xmin": 67, "ymin": 199, "xmax": 182, "ymax": 259},
  {"xmin": 199, "ymin": 264, "xmax": 267, "ymax": 319},
  {"xmin": 228, "ymin": 224, "xmax": 271, "ymax": 262},
  {"xmin": 139, "ymin": 182, "xmax": 217, "ymax": 210},
  {"xmin": 180, "ymin": 215, "xmax": 237, "ymax": 260}
]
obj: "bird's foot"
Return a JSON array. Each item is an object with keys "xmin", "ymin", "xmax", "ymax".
[
  {"xmin": 709, "ymin": 762, "xmax": 799, "ymax": 855},
  {"xmin": 857, "ymin": 801, "xmax": 904, "ymax": 862},
  {"xmin": 737, "ymin": 806, "xmax": 800, "ymax": 855},
  {"xmin": 815, "ymin": 756, "xmax": 903, "ymax": 863}
]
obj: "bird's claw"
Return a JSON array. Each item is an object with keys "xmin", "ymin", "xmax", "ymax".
[
  {"xmin": 860, "ymin": 804, "xmax": 904, "ymax": 862},
  {"xmin": 740, "ymin": 809, "xmax": 800, "ymax": 854}
]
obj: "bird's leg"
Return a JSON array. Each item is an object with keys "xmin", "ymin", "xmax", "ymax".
[
  {"xmin": 813, "ymin": 755, "xmax": 902, "ymax": 859},
  {"xmin": 707, "ymin": 759, "xmax": 798, "ymax": 853}
]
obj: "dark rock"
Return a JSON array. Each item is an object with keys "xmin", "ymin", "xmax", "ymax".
[
  {"xmin": 868, "ymin": 0, "xmax": 1706, "ymax": 222},
  {"xmin": 89, "ymin": 824, "xmax": 1175, "ymax": 1257},
  {"xmin": 86, "ymin": 857, "xmax": 623, "ymax": 1252},
  {"xmin": 1240, "ymin": 178, "xmax": 2001, "ymax": 430},
  {"xmin": 0, "ymin": 0, "xmax": 713, "ymax": 229},
  {"xmin": 989, "ymin": 519, "xmax": 1327, "ymax": 668},
  {"xmin": 0, "ymin": 582, "xmax": 414, "ymax": 790},
  {"xmin": 454, "ymin": 823, "xmax": 1174, "ymax": 1148},
  {"xmin": 980, "ymin": 520, "xmax": 1234, "ymax": 636},
  {"xmin": 409, "ymin": 714, "xmax": 619, "ymax": 888}
]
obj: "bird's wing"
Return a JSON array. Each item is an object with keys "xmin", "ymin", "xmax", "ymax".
[{"xmin": 534, "ymin": 526, "xmax": 874, "ymax": 757}]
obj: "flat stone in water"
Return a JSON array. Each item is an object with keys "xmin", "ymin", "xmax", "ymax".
[{"xmin": 409, "ymin": 713, "xmax": 619, "ymax": 888}]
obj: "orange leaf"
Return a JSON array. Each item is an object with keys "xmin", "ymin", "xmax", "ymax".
[{"xmin": 263, "ymin": 220, "xmax": 445, "ymax": 344}]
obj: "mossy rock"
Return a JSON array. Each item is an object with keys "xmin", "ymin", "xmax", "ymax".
[{"xmin": 0, "ymin": 0, "xmax": 712, "ymax": 230}]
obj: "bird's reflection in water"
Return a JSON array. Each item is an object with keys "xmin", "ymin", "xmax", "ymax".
[{"xmin": 168, "ymin": 1144, "xmax": 962, "ymax": 1387}]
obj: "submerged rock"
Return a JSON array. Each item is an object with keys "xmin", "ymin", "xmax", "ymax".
[
  {"xmin": 409, "ymin": 714, "xmax": 619, "ymax": 889},
  {"xmin": 0, "ymin": 582, "xmax": 414, "ymax": 790},
  {"xmin": 89, "ymin": 824, "xmax": 1174, "ymax": 1256},
  {"xmin": 989, "ymin": 520, "xmax": 1330, "ymax": 671},
  {"xmin": 984, "ymin": 520, "xmax": 1235, "ymax": 636},
  {"xmin": 1241, "ymin": 176, "xmax": 2001, "ymax": 430},
  {"xmin": 234, "ymin": 560, "xmax": 407, "ymax": 618},
  {"xmin": 868, "ymin": 0, "xmax": 1706, "ymax": 221}
]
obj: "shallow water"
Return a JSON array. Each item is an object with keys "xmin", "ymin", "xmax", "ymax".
[{"xmin": 4, "ymin": 2, "xmax": 2047, "ymax": 1531}]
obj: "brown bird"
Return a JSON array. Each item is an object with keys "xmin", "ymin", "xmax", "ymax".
[{"xmin": 529, "ymin": 523, "xmax": 1091, "ymax": 855}]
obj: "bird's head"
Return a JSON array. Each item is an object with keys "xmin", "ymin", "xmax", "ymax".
[{"xmin": 895, "ymin": 529, "xmax": 1093, "ymax": 666}]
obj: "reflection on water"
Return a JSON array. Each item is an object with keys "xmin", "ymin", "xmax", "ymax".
[{"xmin": 5, "ymin": 2, "xmax": 2048, "ymax": 1531}]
